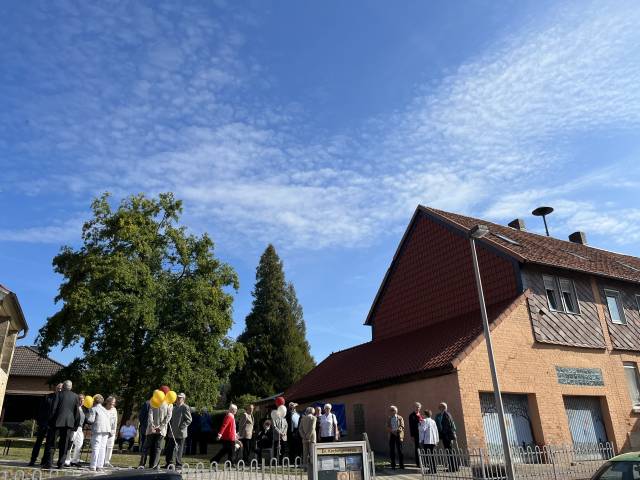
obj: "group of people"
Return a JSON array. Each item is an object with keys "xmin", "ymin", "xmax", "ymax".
[
  {"xmin": 207, "ymin": 401, "xmax": 340, "ymax": 469},
  {"xmin": 387, "ymin": 401, "xmax": 458, "ymax": 471}
]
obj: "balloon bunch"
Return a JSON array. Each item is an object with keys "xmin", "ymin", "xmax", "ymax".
[
  {"xmin": 270, "ymin": 396, "xmax": 287, "ymax": 421},
  {"xmin": 149, "ymin": 385, "xmax": 178, "ymax": 408}
]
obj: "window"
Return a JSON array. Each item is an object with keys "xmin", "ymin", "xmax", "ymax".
[
  {"xmin": 353, "ymin": 404, "xmax": 365, "ymax": 435},
  {"xmin": 604, "ymin": 289, "xmax": 626, "ymax": 325},
  {"xmin": 543, "ymin": 275, "xmax": 580, "ymax": 314},
  {"xmin": 623, "ymin": 363, "xmax": 640, "ymax": 407},
  {"xmin": 559, "ymin": 278, "xmax": 580, "ymax": 314},
  {"xmin": 544, "ymin": 275, "xmax": 562, "ymax": 311}
]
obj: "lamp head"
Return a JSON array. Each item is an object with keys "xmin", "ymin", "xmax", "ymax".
[{"xmin": 469, "ymin": 224, "xmax": 490, "ymax": 239}]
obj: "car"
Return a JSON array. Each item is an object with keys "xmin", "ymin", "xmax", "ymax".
[{"xmin": 591, "ymin": 452, "xmax": 640, "ymax": 480}]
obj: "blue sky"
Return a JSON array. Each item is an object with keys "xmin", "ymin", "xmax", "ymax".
[{"xmin": 1, "ymin": 0, "xmax": 640, "ymax": 366}]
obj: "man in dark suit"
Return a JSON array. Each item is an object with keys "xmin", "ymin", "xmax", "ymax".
[
  {"xmin": 42, "ymin": 380, "xmax": 80, "ymax": 469},
  {"xmin": 29, "ymin": 383, "xmax": 62, "ymax": 467}
]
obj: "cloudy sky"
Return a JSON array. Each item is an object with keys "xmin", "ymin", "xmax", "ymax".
[{"xmin": 2, "ymin": 0, "xmax": 640, "ymax": 365}]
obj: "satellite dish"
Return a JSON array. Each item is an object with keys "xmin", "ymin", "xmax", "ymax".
[{"xmin": 532, "ymin": 206, "xmax": 554, "ymax": 236}]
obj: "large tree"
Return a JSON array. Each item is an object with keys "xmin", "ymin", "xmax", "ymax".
[
  {"xmin": 38, "ymin": 193, "xmax": 245, "ymax": 422},
  {"xmin": 229, "ymin": 244, "xmax": 314, "ymax": 399}
]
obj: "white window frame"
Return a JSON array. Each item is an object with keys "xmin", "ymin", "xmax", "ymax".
[
  {"xmin": 623, "ymin": 362, "xmax": 640, "ymax": 407},
  {"xmin": 604, "ymin": 289, "xmax": 627, "ymax": 325},
  {"xmin": 542, "ymin": 274, "xmax": 581, "ymax": 314}
]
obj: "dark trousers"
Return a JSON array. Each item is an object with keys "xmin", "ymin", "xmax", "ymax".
[
  {"xmin": 30, "ymin": 426, "xmax": 48, "ymax": 465},
  {"xmin": 211, "ymin": 440, "xmax": 235, "ymax": 464},
  {"xmin": 412, "ymin": 436, "xmax": 420, "ymax": 466},
  {"xmin": 165, "ymin": 437, "xmax": 185, "ymax": 466},
  {"xmin": 145, "ymin": 433, "xmax": 164, "ymax": 469},
  {"xmin": 421, "ymin": 444, "xmax": 436, "ymax": 472},
  {"xmin": 389, "ymin": 433, "xmax": 404, "ymax": 469},
  {"xmin": 288, "ymin": 434, "xmax": 301, "ymax": 462},
  {"xmin": 443, "ymin": 437, "xmax": 458, "ymax": 472},
  {"xmin": 119, "ymin": 437, "xmax": 135, "ymax": 451},
  {"xmin": 138, "ymin": 431, "xmax": 147, "ymax": 453},
  {"xmin": 198, "ymin": 432, "xmax": 209, "ymax": 455},
  {"xmin": 43, "ymin": 427, "xmax": 72, "ymax": 468},
  {"xmin": 240, "ymin": 438, "xmax": 252, "ymax": 463}
]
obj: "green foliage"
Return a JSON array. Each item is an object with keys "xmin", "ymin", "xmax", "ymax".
[
  {"xmin": 17, "ymin": 419, "xmax": 36, "ymax": 437},
  {"xmin": 229, "ymin": 244, "xmax": 314, "ymax": 399},
  {"xmin": 37, "ymin": 192, "xmax": 245, "ymax": 419},
  {"xmin": 232, "ymin": 393, "xmax": 259, "ymax": 409}
]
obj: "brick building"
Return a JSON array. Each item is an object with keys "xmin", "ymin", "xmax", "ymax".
[
  {"xmin": 285, "ymin": 206, "xmax": 640, "ymax": 457},
  {"xmin": 0, "ymin": 284, "xmax": 29, "ymax": 419},
  {"xmin": 2, "ymin": 346, "xmax": 63, "ymax": 423}
]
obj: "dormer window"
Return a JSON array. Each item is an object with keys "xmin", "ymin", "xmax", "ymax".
[
  {"xmin": 543, "ymin": 275, "xmax": 580, "ymax": 314},
  {"xmin": 604, "ymin": 289, "xmax": 626, "ymax": 325}
]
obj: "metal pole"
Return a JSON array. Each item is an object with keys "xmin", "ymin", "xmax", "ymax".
[
  {"xmin": 542, "ymin": 216, "xmax": 549, "ymax": 236},
  {"xmin": 469, "ymin": 238, "xmax": 516, "ymax": 480}
]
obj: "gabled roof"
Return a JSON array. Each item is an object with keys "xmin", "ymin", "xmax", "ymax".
[
  {"xmin": 425, "ymin": 206, "xmax": 640, "ymax": 284},
  {"xmin": 0, "ymin": 283, "xmax": 29, "ymax": 335},
  {"xmin": 9, "ymin": 346, "xmax": 64, "ymax": 378},
  {"xmin": 286, "ymin": 296, "xmax": 523, "ymax": 402}
]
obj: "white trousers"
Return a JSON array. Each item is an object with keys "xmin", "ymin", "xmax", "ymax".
[
  {"xmin": 65, "ymin": 428, "xmax": 84, "ymax": 465},
  {"xmin": 90, "ymin": 433, "xmax": 109, "ymax": 470},
  {"xmin": 106, "ymin": 434, "xmax": 116, "ymax": 463}
]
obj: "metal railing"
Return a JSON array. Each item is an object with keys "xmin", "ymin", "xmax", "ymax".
[{"xmin": 418, "ymin": 443, "xmax": 615, "ymax": 480}]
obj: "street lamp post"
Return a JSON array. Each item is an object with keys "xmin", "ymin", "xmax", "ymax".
[{"xmin": 468, "ymin": 224, "xmax": 516, "ymax": 480}]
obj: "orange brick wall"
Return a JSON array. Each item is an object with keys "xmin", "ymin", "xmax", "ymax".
[{"xmin": 457, "ymin": 300, "xmax": 640, "ymax": 451}]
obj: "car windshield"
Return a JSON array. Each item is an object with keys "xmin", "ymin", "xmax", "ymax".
[{"xmin": 593, "ymin": 461, "xmax": 640, "ymax": 480}]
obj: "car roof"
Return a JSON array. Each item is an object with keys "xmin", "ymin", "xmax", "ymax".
[{"xmin": 611, "ymin": 452, "xmax": 640, "ymax": 462}]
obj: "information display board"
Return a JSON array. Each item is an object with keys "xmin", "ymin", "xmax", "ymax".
[{"xmin": 312, "ymin": 441, "xmax": 370, "ymax": 480}]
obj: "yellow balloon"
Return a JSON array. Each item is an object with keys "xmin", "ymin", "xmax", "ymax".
[
  {"xmin": 150, "ymin": 396, "xmax": 162, "ymax": 409},
  {"xmin": 152, "ymin": 389, "xmax": 166, "ymax": 402},
  {"xmin": 83, "ymin": 395, "xmax": 94, "ymax": 409},
  {"xmin": 166, "ymin": 391, "xmax": 177, "ymax": 404}
]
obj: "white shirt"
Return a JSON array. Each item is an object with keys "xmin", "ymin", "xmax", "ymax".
[
  {"xmin": 291, "ymin": 411, "xmax": 300, "ymax": 429},
  {"xmin": 419, "ymin": 418, "xmax": 439, "ymax": 445},
  {"xmin": 319, "ymin": 413, "xmax": 337, "ymax": 438},
  {"xmin": 120, "ymin": 425, "xmax": 137, "ymax": 439},
  {"xmin": 106, "ymin": 407, "xmax": 118, "ymax": 435}
]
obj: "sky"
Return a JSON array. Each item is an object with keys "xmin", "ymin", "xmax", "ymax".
[{"xmin": 1, "ymin": 0, "xmax": 640, "ymax": 367}]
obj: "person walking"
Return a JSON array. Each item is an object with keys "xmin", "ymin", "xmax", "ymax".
[
  {"xmin": 211, "ymin": 404, "xmax": 238, "ymax": 465},
  {"xmin": 386, "ymin": 405, "xmax": 405, "ymax": 470},
  {"xmin": 298, "ymin": 407, "xmax": 317, "ymax": 469},
  {"xmin": 165, "ymin": 393, "xmax": 192, "ymax": 468},
  {"xmin": 143, "ymin": 399, "xmax": 172, "ymax": 469},
  {"xmin": 419, "ymin": 410, "xmax": 439, "ymax": 474},
  {"xmin": 42, "ymin": 380, "xmax": 80, "ymax": 469},
  {"xmin": 104, "ymin": 396, "xmax": 118, "ymax": 467},
  {"xmin": 29, "ymin": 383, "xmax": 62, "ymax": 467},
  {"xmin": 86, "ymin": 394, "xmax": 114, "ymax": 472},
  {"xmin": 408, "ymin": 402, "xmax": 422, "ymax": 466},
  {"xmin": 435, "ymin": 402, "xmax": 458, "ymax": 472},
  {"xmin": 318, "ymin": 404, "xmax": 339, "ymax": 443},
  {"xmin": 237, "ymin": 404, "xmax": 254, "ymax": 463},
  {"xmin": 64, "ymin": 394, "xmax": 86, "ymax": 467}
]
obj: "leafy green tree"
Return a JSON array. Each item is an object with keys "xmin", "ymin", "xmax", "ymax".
[
  {"xmin": 38, "ymin": 193, "xmax": 245, "ymax": 422},
  {"xmin": 230, "ymin": 244, "xmax": 314, "ymax": 398}
]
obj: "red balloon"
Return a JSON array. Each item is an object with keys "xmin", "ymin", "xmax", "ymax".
[
  {"xmin": 275, "ymin": 396, "xmax": 285, "ymax": 407},
  {"xmin": 160, "ymin": 386, "xmax": 170, "ymax": 394}
]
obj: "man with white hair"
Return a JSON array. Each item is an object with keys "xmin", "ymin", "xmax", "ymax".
[
  {"xmin": 43, "ymin": 380, "xmax": 80, "ymax": 469},
  {"xmin": 408, "ymin": 402, "xmax": 423, "ymax": 466},
  {"xmin": 319, "ymin": 404, "xmax": 339, "ymax": 443},
  {"xmin": 211, "ymin": 404, "xmax": 238, "ymax": 465},
  {"xmin": 386, "ymin": 405, "xmax": 405, "ymax": 470},
  {"xmin": 298, "ymin": 407, "xmax": 317, "ymax": 469},
  {"xmin": 436, "ymin": 402, "xmax": 458, "ymax": 472}
]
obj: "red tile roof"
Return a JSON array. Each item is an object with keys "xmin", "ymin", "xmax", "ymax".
[
  {"xmin": 10, "ymin": 346, "xmax": 64, "ymax": 378},
  {"xmin": 286, "ymin": 297, "xmax": 521, "ymax": 402},
  {"xmin": 423, "ymin": 207, "xmax": 640, "ymax": 284}
]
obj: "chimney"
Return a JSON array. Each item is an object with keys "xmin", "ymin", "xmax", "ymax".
[
  {"xmin": 508, "ymin": 218, "xmax": 526, "ymax": 231},
  {"xmin": 569, "ymin": 231, "xmax": 587, "ymax": 245}
]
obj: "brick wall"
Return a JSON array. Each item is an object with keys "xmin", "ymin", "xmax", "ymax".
[
  {"xmin": 457, "ymin": 299, "xmax": 640, "ymax": 451},
  {"xmin": 6, "ymin": 375, "xmax": 53, "ymax": 394},
  {"xmin": 371, "ymin": 212, "xmax": 519, "ymax": 341}
]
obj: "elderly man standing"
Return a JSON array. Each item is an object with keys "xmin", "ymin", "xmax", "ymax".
[
  {"xmin": 408, "ymin": 402, "xmax": 422, "ymax": 466},
  {"xmin": 237, "ymin": 404, "xmax": 254, "ymax": 464},
  {"xmin": 29, "ymin": 382, "xmax": 62, "ymax": 467},
  {"xmin": 386, "ymin": 405, "xmax": 405, "ymax": 470},
  {"xmin": 435, "ymin": 402, "xmax": 458, "ymax": 472},
  {"xmin": 211, "ymin": 404, "xmax": 238, "ymax": 465},
  {"xmin": 144, "ymin": 398, "xmax": 172, "ymax": 469},
  {"xmin": 165, "ymin": 393, "xmax": 192, "ymax": 468},
  {"xmin": 43, "ymin": 380, "xmax": 80, "ymax": 469},
  {"xmin": 64, "ymin": 393, "xmax": 86, "ymax": 467},
  {"xmin": 298, "ymin": 407, "xmax": 316, "ymax": 469}
]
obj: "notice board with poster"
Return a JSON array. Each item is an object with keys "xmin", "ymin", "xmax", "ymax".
[{"xmin": 312, "ymin": 442, "xmax": 370, "ymax": 480}]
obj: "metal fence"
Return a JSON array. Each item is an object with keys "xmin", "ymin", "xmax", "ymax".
[{"xmin": 418, "ymin": 443, "xmax": 615, "ymax": 480}]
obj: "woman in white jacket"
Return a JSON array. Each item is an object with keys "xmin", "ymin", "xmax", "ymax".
[
  {"xmin": 86, "ymin": 394, "xmax": 116, "ymax": 471},
  {"xmin": 418, "ymin": 409, "xmax": 439, "ymax": 473}
]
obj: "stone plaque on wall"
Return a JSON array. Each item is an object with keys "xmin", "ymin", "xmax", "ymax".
[{"xmin": 556, "ymin": 366, "xmax": 604, "ymax": 386}]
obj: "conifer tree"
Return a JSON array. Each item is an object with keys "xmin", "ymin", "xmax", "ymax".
[{"xmin": 230, "ymin": 244, "xmax": 314, "ymax": 398}]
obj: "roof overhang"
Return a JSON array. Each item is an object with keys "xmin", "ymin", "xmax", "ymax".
[{"xmin": 0, "ymin": 286, "xmax": 29, "ymax": 338}]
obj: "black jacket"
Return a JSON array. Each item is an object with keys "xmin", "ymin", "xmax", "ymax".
[
  {"xmin": 37, "ymin": 392, "xmax": 57, "ymax": 428},
  {"xmin": 50, "ymin": 390, "xmax": 80, "ymax": 429},
  {"xmin": 408, "ymin": 411, "xmax": 421, "ymax": 439}
]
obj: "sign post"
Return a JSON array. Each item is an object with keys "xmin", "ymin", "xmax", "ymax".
[{"xmin": 311, "ymin": 441, "xmax": 370, "ymax": 480}]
